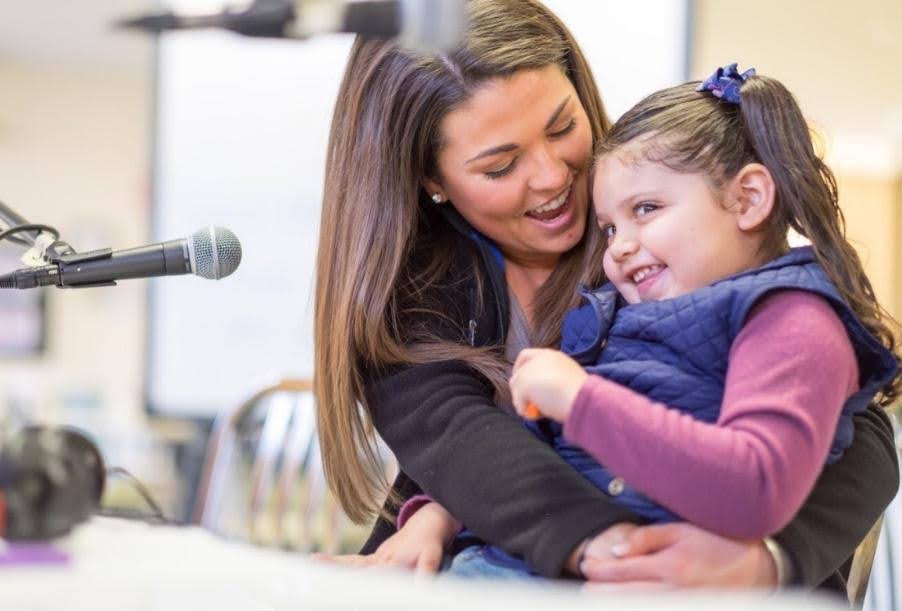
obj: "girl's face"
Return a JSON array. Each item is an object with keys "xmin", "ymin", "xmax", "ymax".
[
  {"xmin": 593, "ymin": 153, "xmax": 765, "ymax": 304},
  {"xmin": 425, "ymin": 65, "xmax": 593, "ymax": 267}
]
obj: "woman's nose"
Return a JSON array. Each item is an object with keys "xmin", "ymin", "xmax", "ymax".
[{"xmin": 527, "ymin": 143, "xmax": 569, "ymax": 193}]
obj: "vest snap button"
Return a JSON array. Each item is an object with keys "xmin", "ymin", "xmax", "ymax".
[{"xmin": 607, "ymin": 477, "xmax": 625, "ymax": 496}]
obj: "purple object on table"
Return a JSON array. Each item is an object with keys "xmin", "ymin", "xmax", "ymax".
[{"xmin": 0, "ymin": 542, "xmax": 71, "ymax": 566}]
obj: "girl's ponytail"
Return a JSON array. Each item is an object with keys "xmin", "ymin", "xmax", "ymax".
[
  {"xmin": 739, "ymin": 77, "xmax": 834, "ymax": 248},
  {"xmin": 740, "ymin": 75, "xmax": 900, "ymax": 406}
]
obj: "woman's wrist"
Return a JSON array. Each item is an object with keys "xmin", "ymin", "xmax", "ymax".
[{"xmin": 416, "ymin": 502, "xmax": 463, "ymax": 545}]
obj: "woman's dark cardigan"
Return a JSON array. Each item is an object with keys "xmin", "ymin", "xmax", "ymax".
[{"xmin": 360, "ymin": 206, "xmax": 898, "ymax": 591}]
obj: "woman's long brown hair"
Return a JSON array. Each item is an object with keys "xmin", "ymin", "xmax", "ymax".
[
  {"xmin": 315, "ymin": 0, "xmax": 610, "ymax": 523},
  {"xmin": 596, "ymin": 77, "xmax": 901, "ymax": 409}
]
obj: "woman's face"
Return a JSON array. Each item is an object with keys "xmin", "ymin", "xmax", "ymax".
[{"xmin": 425, "ymin": 65, "xmax": 593, "ymax": 267}]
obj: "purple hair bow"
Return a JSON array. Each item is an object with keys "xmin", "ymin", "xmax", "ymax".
[{"xmin": 697, "ymin": 62, "xmax": 756, "ymax": 104}]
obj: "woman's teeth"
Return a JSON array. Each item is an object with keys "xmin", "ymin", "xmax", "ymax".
[
  {"xmin": 527, "ymin": 188, "xmax": 570, "ymax": 220},
  {"xmin": 632, "ymin": 265, "xmax": 663, "ymax": 284}
]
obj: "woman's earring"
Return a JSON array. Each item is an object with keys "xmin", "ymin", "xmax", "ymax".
[{"xmin": 431, "ymin": 193, "xmax": 445, "ymax": 204}]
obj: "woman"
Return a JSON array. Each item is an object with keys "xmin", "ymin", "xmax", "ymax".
[{"xmin": 314, "ymin": 0, "xmax": 897, "ymax": 590}]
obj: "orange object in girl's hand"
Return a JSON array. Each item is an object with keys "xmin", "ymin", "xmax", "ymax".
[{"xmin": 523, "ymin": 402, "xmax": 542, "ymax": 420}]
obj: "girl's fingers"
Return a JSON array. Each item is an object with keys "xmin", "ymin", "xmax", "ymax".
[
  {"xmin": 512, "ymin": 348, "xmax": 541, "ymax": 373},
  {"xmin": 509, "ymin": 372, "xmax": 525, "ymax": 413}
]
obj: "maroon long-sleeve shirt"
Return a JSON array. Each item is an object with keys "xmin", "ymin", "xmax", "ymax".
[{"xmin": 564, "ymin": 290, "xmax": 859, "ymax": 538}]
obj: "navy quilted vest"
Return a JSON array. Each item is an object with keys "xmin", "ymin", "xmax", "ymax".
[{"xmin": 534, "ymin": 246, "xmax": 898, "ymax": 523}]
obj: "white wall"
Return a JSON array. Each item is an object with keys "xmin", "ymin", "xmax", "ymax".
[
  {"xmin": 693, "ymin": 0, "xmax": 902, "ymax": 317},
  {"xmin": 544, "ymin": 0, "xmax": 689, "ymax": 119}
]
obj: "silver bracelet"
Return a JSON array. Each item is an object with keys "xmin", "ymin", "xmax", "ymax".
[{"xmin": 762, "ymin": 537, "xmax": 790, "ymax": 589}]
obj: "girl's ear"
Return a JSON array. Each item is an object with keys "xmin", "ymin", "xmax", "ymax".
[{"xmin": 727, "ymin": 163, "xmax": 776, "ymax": 232}]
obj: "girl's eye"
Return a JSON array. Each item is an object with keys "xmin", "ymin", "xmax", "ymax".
[
  {"xmin": 635, "ymin": 202, "xmax": 659, "ymax": 217},
  {"xmin": 484, "ymin": 158, "xmax": 518, "ymax": 180},
  {"xmin": 601, "ymin": 224, "xmax": 616, "ymax": 239},
  {"xmin": 549, "ymin": 118, "xmax": 576, "ymax": 139}
]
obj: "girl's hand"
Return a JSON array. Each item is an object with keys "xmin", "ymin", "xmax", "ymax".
[
  {"xmin": 580, "ymin": 522, "xmax": 778, "ymax": 591},
  {"xmin": 313, "ymin": 502, "xmax": 461, "ymax": 575},
  {"xmin": 510, "ymin": 348, "xmax": 588, "ymax": 422}
]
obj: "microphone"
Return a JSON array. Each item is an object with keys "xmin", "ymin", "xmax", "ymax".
[
  {"xmin": 117, "ymin": 0, "xmax": 468, "ymax": 53},
  {"xmin": 0, "ymin": 226, "xmax": 242, "ymax": 289},
  {"xmin": 0, "ymin": 426, "xmax": 105, "ymax": 540}
]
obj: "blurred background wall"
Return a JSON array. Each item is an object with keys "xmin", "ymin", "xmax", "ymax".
[
  {"xmin": 693, "ymin": 0, "xmax": 902, "ymax": 321},
  {"xmin": 0, "ymin": 3, "xmax": 173, "ymax": 505}
]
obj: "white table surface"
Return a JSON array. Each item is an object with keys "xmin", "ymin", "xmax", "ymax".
[{"xmin": 0, "ymin": 517, "xmax": 846, "ymax": 611}]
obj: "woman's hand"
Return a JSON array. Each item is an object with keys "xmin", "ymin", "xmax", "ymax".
[
  {"xmin": 313, "ymin": 502, "xmax": 461, "ymax": 574},
  {"xmin": 510, "ymin": 348, "xmax": 587, "ymax": 422},
  {"xmin": 579, "ymin": 522, "xmax": 778, "ymax": 591}
]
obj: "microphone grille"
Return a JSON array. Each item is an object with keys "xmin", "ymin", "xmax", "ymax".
[{"xmin": 190, "ymin": 226, "xmax": 242, "ymax": 280}]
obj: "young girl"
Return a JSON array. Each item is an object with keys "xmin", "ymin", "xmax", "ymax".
[
  {"xmin": 395, "ymin": 63, "xmax": 899, "ymax": 579},
  {"xmin": 508, "ymin": 62, "xmax": 900, "ymax": 543}
]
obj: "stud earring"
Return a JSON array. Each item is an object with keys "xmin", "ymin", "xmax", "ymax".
[{"xmin": 431, "ymin": 193, "xmax": 445, "ymax": 204}]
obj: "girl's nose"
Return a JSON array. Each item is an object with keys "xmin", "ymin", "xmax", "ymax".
[{"xmin": 608, "ymin": 232, "xmax": 639, "ymax": 262}]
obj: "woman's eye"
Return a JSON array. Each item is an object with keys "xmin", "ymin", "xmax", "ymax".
[
  {"xmin": 549, "ymin": 118, "xmax": 576, "ymax": 138},
  {"xmin": 635, "ymin": 202, "xmax": 658, "ymax": 217},
  {"xmin": 484, "ymin": 158, "xmax": 518, "ymax": 180}
]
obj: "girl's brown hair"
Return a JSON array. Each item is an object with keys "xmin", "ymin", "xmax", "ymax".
[
  {"xmin": 595, "ymin": 74, "xmax": 901, "ymax": 408},
  {"xmin": 315, "ymin": 0, "xmax": 610, "ymax": 523}
]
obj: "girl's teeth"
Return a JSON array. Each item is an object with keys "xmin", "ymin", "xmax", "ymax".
[{"xmin": 632, "ymin": 265, "xmax": 662, "ymax": 283}]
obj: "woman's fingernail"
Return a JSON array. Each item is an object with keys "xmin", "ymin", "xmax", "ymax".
[{"xmin": 610, "ymin": 543, "xmax": 629, "ymax": 558}]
